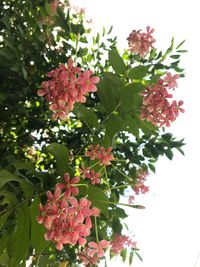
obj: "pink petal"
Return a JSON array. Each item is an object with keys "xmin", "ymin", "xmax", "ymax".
[
  {"xmin": 90, "ymin": 76, "xmax": 100, "ymax": 84},
  {"xmin": 97, "ymin": 248, "xmax": 104, "ymax": 257},
  {"xmin": 70, "ymin": 176, "xmax": 80, "ymax": 184},
  {"xmin": 69, "ymin": 197, "xmax": 78, "ymax": 207},
  {"xmin": 37, "ymin": 89, "xmax": 47, "ymax": 96},
  {"xmin": 88, "ymin": 241, "xmax": 98, "ymax": 248}
]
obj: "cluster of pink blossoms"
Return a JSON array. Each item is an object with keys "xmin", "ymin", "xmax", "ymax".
[
  {"xmin": 141, "ymin": 72, "xmax": 185, "ymax": 127},
  {"xmin": 78, "ymin": 240, "xmax": 110, "ymax": 266},
  {"xmin": 111, "ymin": 234, "xmax": 137, "ymax": 255},
  {"xmin": 80, "ymin": 163, "xmax": 101, "ymax": 184},
  {"xmin": 127, "ymin": 26, "xmax": 155, "ymax": 57},
  {"xmin": 85, "ymin": 145, "xmax": 115, "ymax": 166},
  {"xmin": 37, "ymin": 173, "xmax": 101, "ymax": 250},
  {"xmin": 128, "ymin": 169, "xmax": 149, "ymax": 204},
  {"xmin": 37, "ymin": 58, "xmax": 100, "ymax": 120}
]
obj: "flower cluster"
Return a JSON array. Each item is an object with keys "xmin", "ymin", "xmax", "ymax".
[
  {"xmin": 133, "ymin": 169, "xmax": 149, "ymax": 195},
  {"xmin": 80, "ymin": 163, "xmax": 101, "ymax": 184},
  {"xmin": 78, "ymin": 240, "xmax": 110, "ymax": 266},
  {"xmin": 37, "ymin": 173, "xmax": 100, "ymax": 250},
  {"xmin": 127, "ymin": 26, "xmax": 155, "ymax": 57},
  {"xmin": 111, "ymin": 234, "xmax": 137, "ymax": 255},
  {"xmin": 37, "ymin": 58, "xmax": 100, "ymax": 120},
  {"xmin": 85, "ymin": 145, "xmax": 115, "ymax": 166},
  {"xmin": 140, "ymin": 72, "xmax": 185, "ymax": 127}
]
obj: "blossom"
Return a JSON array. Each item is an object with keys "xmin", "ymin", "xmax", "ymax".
[
  {"xmin": 133, "ymin": 169, "xmax": 149, "ymax": 195},
  {"xmin": 85, "ymin": 145, "xmax": 115, "ymax": 166},
  {"xmin": 80, "ymin": 164, "xmax": 101, "ymax": 184},
  {"xmin": 37, "ymin": 58, "xmax": 100, "ymax": 120},
  {"xmin": 56, "ymin": 173, "xmax": 80, "ymax": 199},
  {"xmin": 140, "ymin": 72, "xmax": 184, "ymax": 127},
  {"xmin": 127, "ymin": 26, "xmax": 155, "ymax": 57},
  {"xmin": 88, "ymin": 240, "xmax": 110, "ymax": 257},
  {"xmin": 111, "ymin": 234, "xmax": 137, "ymax": 255}
]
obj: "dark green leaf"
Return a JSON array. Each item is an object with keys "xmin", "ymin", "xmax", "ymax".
[
  {"xmin": 47, "ymin": 143, "xmax": 69, "ymax": 176},
  {"xmin": 0, "ymin": 169, "xmax": 33, "ymax": 197},
  {"xmin": 87, "ymin": 185, "xmax": 109, "ymax": 217},
  {"xmin": 115, "ymin": 207, "xmax": 128, "ymax": 218},
  {"xmin": 30, "ymin": 196, "xmax": 48, "ymax": 257},
  {"xmin": 164, "ymin": 149, "xmax": 174, "ymax": 160},
  {"xmin": 7, "ymin": 205, "xmax": 30, "ymax": 267},
  {"xmin": 135, "ymin": 251, "xmax": 143, "ymax": 262},
  {"xmin": 77, "ymin": 105, "xmax": 98, "ymax": 130},
  {"xmin": 129, "ymin": 251, "xmax": 134, "ymax": 265}
]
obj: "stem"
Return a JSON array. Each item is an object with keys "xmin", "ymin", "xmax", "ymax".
[
  {"xmin": 89, "ymin": 160, "xmax": 101, "ymax": 169},
  {"xmin": 104, "ymin": 166, "xmax": 111, "ymax": 193},
  {"xmin": 0, "ymin": 188, "xmax": 46, "ymax": 216},
  {"xmin": 75, "ymin": 102, "xmax": 121, "ymax": 158},
  {"xmin": 111, "ymin": 163, "xmax": 133, "ymax": 182},
  {"xmin": 94, "ymin": 216, "xmax": 99, "ymax": 243},
  {"xmin": 108, "ymin": 201, "xmax": 145, "ymax": 209}
]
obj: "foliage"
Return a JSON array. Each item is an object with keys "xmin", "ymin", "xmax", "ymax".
[{"xmin": 0, "ymin": 0, "xmax": 186, "ymax": 266}]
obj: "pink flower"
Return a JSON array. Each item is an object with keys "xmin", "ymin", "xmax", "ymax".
[
  {"xmin": 127, "ymin": 26, "xmax": 155, "ymax": 57},
  {"xmin": 88, "ymin": 240, "xmax": 110, "ymax": 257},
  {"xmin": 78, "ymin": 70, "xmax": 100, "ymax": 93},
  {"xmin": 37, "ymin": 58, "xmax": 100, "ymax": 120},
  {"xmin": 85, "ymin": 145, "xmax": 115, "ymax": 166},
  {"xmin": 111, "ymin": 234, "xmax": 137, "ymax": 255},
  {"xmin": 163, "ymin": 72, "xmax": 180, "ymax": 89},
  {"xmin": 56, "ymin": 173, "xmax": 80, "ymax": 199},
  {"xmin": 140, "ymin": 73, "xmax": 184, "ymax": 127},
  {"xmin": 49, "ymin": 100, "xmax": 69, "ymax": 120}
]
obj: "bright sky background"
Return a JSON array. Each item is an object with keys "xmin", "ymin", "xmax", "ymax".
[{"xmin": 72, "ymin": 1, "xmax": 200, "ymax": 266}]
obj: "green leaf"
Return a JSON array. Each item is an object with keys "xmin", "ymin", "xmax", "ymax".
[
  {"xmin": 121, "ymin": 249, "xmax": 127, "ymax": 262},
  {"xmin": 47, "ymin": 143, "xmax": 69, "ymax": 176},
  {"xmin": 108, "ymin": 49, "xmax": 126, "ymax": 75},
  {"xmin": 148, "ymin": 163, "xmax": 156, "ymax": 173},
  {"xmin": 97, "ymin": 79, "xmax": 118, "ymax": 113},
  {"xmin": 112, "ymin": 216, "xmax": 122, "ymax": 233},
  {"xmin": 119, "ymin": 84, "xmax": 142, "ymax": 112},
  {"xmin": 103, "ymin": 72, "xmax": 123, "ymax": 87},
  {"xmin": 115, "ymin": 207, "xmax": 128, "ymax": 219},
  {"xmin": 135, "ymin": 251, "xmax": 143, "ymax": 262},
  {"xmin": 129, "ymin": 251, "xmax": 134, "ymax": 265},
  {"xmin": 7, "ymin": 205, "xmax": 30, "ymax": 267},
  {"xmin": 124, "ymin": 115, "xmax": 140, "ymax": 138},
  {"xmin": 10, "ymin": 161, "xmax": 35, "ymax": 172},
  {"xmin": 0, "ymin": 234, "xmax": 8, "ymax": 256},
  {"xmin": 164, "ymin": 149, "xmax": 174, "ymax": 160},
  {"xmin": 105, "ymin": 116, "xmax": 125, "ymax": 142},
  {"xmin": 0, "ymin": 190, "xmax": 18, "ymax": 230},
  {"xmin": 176, "ymin": 40, "xmax": 185, "ymax": 49},
  {"xmin": 30, "ymin": 196, "xmax": 48, "ymax": 257},
  {"xmin": 77, "ymin": 105, "xmax": 98, "ymax": 130},
  {"xmin": 87, "ymin": 185, "xmax": 109, "ymax": 217},
  {"xmin": 127, "ymin": 66, "xmax": 149, "ymax": 80},
  {"xmin": 0, "ymin": 169, "xmax": 33, "ymax": 197}
]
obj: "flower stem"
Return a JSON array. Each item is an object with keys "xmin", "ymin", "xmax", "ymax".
[
  {"xmin": 104, "ymin": 166, "xmax": 111, "ymax": 193},
  {"xmin": 94, "ymin": 217, "xmax": 99, "ymax": 243}
]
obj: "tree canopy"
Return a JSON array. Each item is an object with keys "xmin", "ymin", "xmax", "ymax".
[{"xmin": 0, "ymin": 1, "xmax": 186, "ymax": 266}]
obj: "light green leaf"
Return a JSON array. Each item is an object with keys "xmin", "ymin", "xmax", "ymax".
[
  {"xmin": 127, "ymin": 66, "xmax": 149, "ymax": 80},
  {"xmin": 108, "ymin": 49, "xmax": 126, "ymax": 75}
]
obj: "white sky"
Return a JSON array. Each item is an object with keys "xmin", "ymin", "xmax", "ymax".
[{"xmin": 72, "ymin": 1, "xmax": 200, "ymax": 266}]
